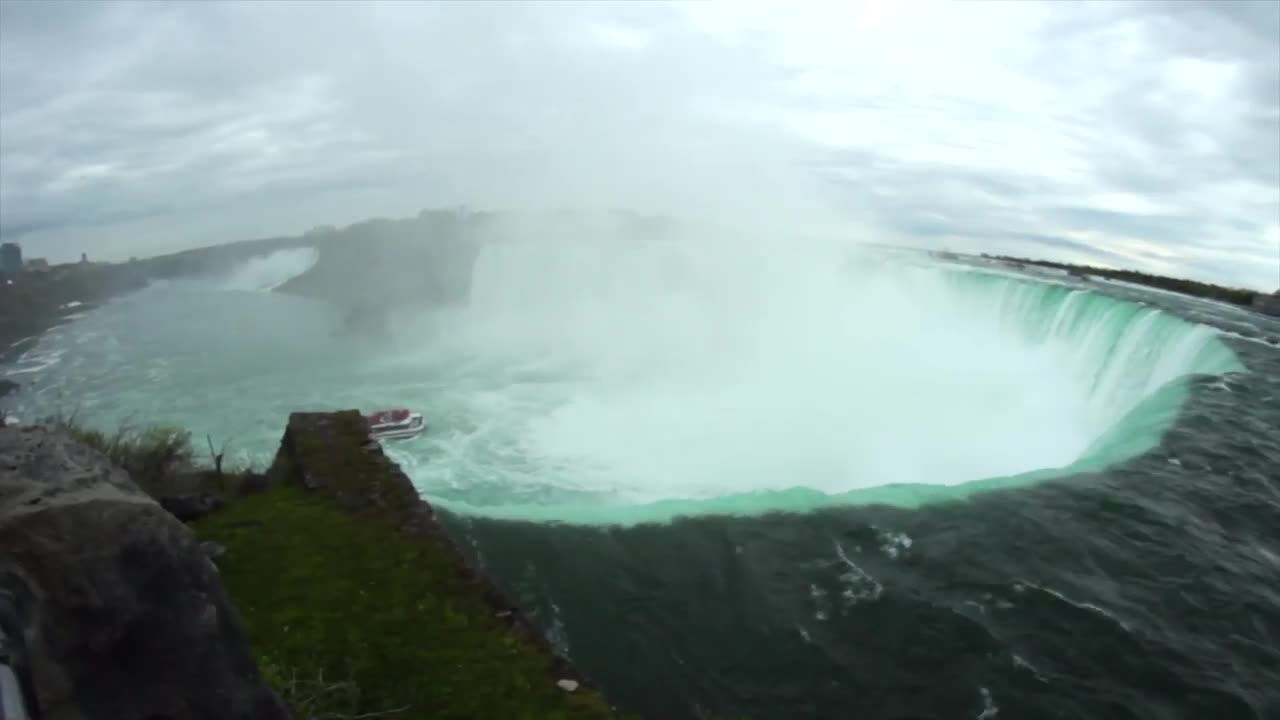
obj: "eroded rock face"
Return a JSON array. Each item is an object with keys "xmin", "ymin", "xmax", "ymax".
[{"xmin": 0, "ymin": 424, "xmax": 289, "ymax": 720}]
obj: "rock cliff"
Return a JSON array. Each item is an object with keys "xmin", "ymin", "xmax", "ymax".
[
  {"xmin": 0, "ymin": 424, "xmax": 289, "ymax": 720},
  {"xmin": 271, "ymin": 410, "xmax": 591, "ymax": 687}
]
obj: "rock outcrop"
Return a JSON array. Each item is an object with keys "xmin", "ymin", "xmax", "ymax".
[
  {"xmin": 275, "ymin": 410, "xmax": 595, "ymax": 691},
  {"xmin": 0, "ymin": 379, "xmax": 17, "ymax": 398},
  {"xmin": 0, "ymin": 424, "xmax": 289, "ymax": 720}
]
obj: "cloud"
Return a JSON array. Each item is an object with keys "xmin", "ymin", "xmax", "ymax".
[{"xmin": 0, "ymin": 0, "xmax": 1276, "ymax": 290}]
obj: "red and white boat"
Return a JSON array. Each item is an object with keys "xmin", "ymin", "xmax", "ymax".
[{"xmin": 364, "ymin": 408, "xmax": 426, "ymax": 441}]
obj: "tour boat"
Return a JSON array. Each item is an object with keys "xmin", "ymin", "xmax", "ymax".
[{"xmin": 364, "ymin": 408, "xmax": 426, "ymax": 441}]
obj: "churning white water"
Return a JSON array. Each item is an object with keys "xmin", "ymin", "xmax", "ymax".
[
  {"xmin": 374, "ymin": 226, "xmax": 1243, "ymax": 522},
  {"xmin": 0, "ymin": 225, "xmax": 1246, "ymax": 525}
]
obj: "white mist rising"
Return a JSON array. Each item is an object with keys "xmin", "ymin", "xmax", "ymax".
[
  {"xmin": 216, "ymin": 247, "xmax": 320, "ymax": 292},
  {"xmin": 379, "ymin": 225, "xmax": 1243, "ymax": 519},
  {"xmin": 4, "ymin": 242, "xmax": 1244, "ymax": 524}
]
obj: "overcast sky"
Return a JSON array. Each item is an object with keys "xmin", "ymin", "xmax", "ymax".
[{"xmin": 1, "ymin": 0, "xmax": 1277, "ymax": 290}]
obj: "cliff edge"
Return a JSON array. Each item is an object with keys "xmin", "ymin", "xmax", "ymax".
[{"xmin": 191, "ymin": 410, "xmax": 622, "ymax": 719}]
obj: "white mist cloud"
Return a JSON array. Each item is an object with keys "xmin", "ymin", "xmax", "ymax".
[{"xmin": 0, "ymin": 0, "xmax": 1276, "ymax": 290}]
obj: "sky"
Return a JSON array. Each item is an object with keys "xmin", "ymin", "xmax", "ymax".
[{"xmin": 0, "ymin": 0, "xmax": 1277, "ymax": 291}]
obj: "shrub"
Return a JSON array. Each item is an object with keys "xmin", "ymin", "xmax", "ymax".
[{"xmin": 43, "ymin": 410, "xmax": 198, "ymax": 494}]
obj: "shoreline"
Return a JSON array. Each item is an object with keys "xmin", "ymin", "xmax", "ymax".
[{"xmin": 0, "ymin": 301, "xmax": 103, "ymax": 367}]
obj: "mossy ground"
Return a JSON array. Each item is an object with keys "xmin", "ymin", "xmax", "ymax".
[
  {"xmin": 194, "ymin": 482, "xmax": 622, "ymax": 720},
  {"xmin": 46, "ymin": 410, "xmax": 627, "ymax": 718}
]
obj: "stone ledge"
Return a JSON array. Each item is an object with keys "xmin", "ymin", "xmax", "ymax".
[{"xmin": 272, "ymin": 410, "xmax": 597, "ymax": 692}]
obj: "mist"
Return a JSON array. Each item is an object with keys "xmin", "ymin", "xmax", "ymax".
[
  {"xmin": 2, "ymin": 1, "xmax": 1276, "ymax": 288},
  {"xmin": 1, "ymin": 1, "xmax": 856, "ymax": 261}
]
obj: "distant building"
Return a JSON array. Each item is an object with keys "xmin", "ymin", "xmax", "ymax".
[
  {"xmin": 0, "ymin": 243, "xmax": 21, "ymax": 273},
  {"xmin": 25, "ymin": 258, "xmax": 49, "ymax": 272}
]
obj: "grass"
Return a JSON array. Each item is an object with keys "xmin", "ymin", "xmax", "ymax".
[
  {"xmin": 189, "ymin": 410, "xmax": 624, "ymax": 720},
  {"xmin": 36, "ymin": 409, "xmax": 262, "ymax": 499},
  {"xmin": 194, "ymin": 483, "xmax": 621, "ymax": 720},
  {"xmin": 64, "ymin": 421, "xmax": 195, "ymax": 489}
]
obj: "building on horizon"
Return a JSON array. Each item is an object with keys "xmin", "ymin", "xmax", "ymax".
[
  {"xmin": 0, "ymin": 243, "xmax": 22, "ymax": 274},
  {"xmin": 25, "ymin": 258, "xmax": 49, "ymax": 272}
]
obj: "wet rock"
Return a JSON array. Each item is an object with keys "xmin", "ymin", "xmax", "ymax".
[
  {"xmin": 158, "ymin": 492, "xmax": 225, "ymax": 522},
  {"xmin": 557, "ymin": 679, "xmax": 580, "ymax": 692},
  {"xmin": 0, "ymin": 424, "xmax": 288, "ymax": 720},
  {"xmin": 0, "ymin": 378, "xmax": 17, "ymax": 398}
]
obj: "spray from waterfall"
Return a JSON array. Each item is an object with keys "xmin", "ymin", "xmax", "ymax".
[{"xmin": 373, "ymin": 227, "xmax": 1245, "ymax": 525}]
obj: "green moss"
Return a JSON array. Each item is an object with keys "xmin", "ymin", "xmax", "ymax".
[{"xmin": 194, "ymin": 484, "xmax": 622, "ymax": 720}]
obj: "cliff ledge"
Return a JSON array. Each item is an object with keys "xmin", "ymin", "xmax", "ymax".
[{"xmin": 192, "ymin": 410, "xmax": 621, "ymax": 719}]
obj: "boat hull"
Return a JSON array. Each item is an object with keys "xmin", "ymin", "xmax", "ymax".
[
  {"xmin": 365, "ymin": 409, "xmax": 426, "ymax": 441},
  {"xmin": 371, "ymin": 425, "xmax": 425, "ymax": 441}
]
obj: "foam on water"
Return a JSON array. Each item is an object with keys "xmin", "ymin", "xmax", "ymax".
[
  {"xmin": 1, "ymin": 228, "xmax": 1248, "ymax": 525},
  {"xmin": 5, "ymin": 348, "xmax": 66, "ymax": 376}
]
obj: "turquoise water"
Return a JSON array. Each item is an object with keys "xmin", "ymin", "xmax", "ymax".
[
  {"xmin": 0, "ymin": 240, "xmax": 1245, "ymax": 526},
  {"xmin": 5, "ymin": 239, "xmax": 1275, "ymax": 720}
]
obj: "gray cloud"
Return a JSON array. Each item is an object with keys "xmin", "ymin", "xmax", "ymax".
[{"xmin": 1, "ymin": 0, "xmax": 1276, "ymax": 290}]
